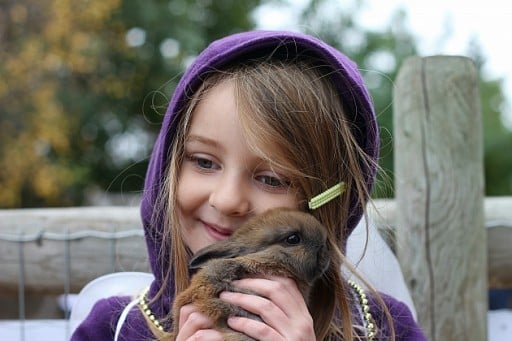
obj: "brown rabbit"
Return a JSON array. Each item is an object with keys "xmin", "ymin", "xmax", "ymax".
[{"xmin": 169, "ymin": 208, "xmax": 330, "ymax": 340}]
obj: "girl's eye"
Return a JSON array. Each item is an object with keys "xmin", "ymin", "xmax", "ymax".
[
  {"xmin": 187, "ymin": 154, "xmax": 219, "ymax": 170},
  {"xmin": 255, "ymin": 174, "xmax": 290, "ymax": 188},
  {"xmin": 196, "ymin": 157, "xmax": 214, "ymax": 169}
]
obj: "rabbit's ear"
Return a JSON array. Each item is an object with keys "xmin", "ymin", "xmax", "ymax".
[{"xmin": 189, "ymin": 241, "xmax": 249, "ymax": 269}]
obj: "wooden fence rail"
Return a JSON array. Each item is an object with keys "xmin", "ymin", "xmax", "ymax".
[
  {"xmin": 0, "ymin": 207, "xmax": 149, "ymax": 293},
  {"xmin": 369, "ymin": 198, "xmax": 512, "ymax": 289},
  {"xmin": 1, "ymin": 201, "xmax": 510, "ymax": 292}
]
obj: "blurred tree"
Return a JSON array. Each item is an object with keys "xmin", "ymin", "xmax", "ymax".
[
  {"xmin": 0, "ymin": 0, "xmax": 266, "ymax": 207},
  {"xmin": 299, "ymin": 0, "xmax": 512, "ymax": 196},
  {"xmin": 2, "ymin": 0, "xmax": 511, "ymax": 208},
  {"xmin": 467, "ymin": 38, "xmax": 512, "ymax": 195}
]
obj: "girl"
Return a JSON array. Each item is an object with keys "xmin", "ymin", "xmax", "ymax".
[{"xmin": 72, "ymin": 30, "xmax": 426, "ymax": 340}]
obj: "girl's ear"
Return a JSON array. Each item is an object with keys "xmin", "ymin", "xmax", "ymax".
[{"xmin": 189, "ymin": 241, "xmax": 249, "ymax": 269}]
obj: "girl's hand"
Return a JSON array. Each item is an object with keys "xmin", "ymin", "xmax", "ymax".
[
  {"xmin": 175, "ymin": 304, "xmax": 223, "ymax": 341},
  {"xmin": 219, "ymin": 276, "xmax": 315, "ymax": 341}
]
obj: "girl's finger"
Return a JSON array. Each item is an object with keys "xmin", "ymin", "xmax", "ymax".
[
  {"xmin": 220, "ymin": 277, "xmax": 315, "ymax": 340},
  {"xmin": 232, "ymin": 277, "xmax": 308, "ymax": 316},
  {"xmin": 227, "ymin": 316, "xmax": 282, "ymax": 340},
  {"xmin": 175, "ymin": 305, "xmax": 222, "ymax": 341}
]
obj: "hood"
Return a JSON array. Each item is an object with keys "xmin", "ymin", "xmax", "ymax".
[{"xmin": 140, "ymin": 30, "xmax": 379, "ymax": 312}]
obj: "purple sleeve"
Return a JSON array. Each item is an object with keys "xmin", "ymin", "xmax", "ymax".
[
  {"xmin": 371, "ymin": 293, "xmax": 428, "ymax": 341},
  {"xmin": 70, "ymin": 296, "xmax": 129, "ymax": 340},
  {"xmin": 71, "ymin": 295, "xmax": 156, "ymax": 340}
]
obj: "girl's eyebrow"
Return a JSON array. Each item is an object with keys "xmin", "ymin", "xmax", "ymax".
[{"xmin": 185, "ymin": 134, "xmax": 222, "ymax": 150}]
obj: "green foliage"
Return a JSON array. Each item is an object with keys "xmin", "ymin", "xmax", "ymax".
[
  {"xmin": 298, "ymin": 1, "xmax": 512, "ymax": 197},
  {"xmin": 1, "ymin": 0, "xmax": 511, "ymax": 207},
  {"xmin": 469, "ymin": 40, "xmax": 512, "ymax": 195},
  {"xmin": 0, "ymin": 0, "xmax": 265, "ymax": 207}
]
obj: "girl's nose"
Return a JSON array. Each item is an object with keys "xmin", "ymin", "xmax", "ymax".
[{"xmin": 208, "ymin": 173, "xmax": 251, "ymax": 216}]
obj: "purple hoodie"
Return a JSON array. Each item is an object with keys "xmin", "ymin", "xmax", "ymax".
[{"xmin": 72, "ymin": 30, "xmax": 426, "ymax": 340}]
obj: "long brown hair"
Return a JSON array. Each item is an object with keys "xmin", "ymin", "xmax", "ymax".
[
  {"xmin": 152, "ymin": 58, "xmax": 392, "ymax": 340},
  {"xmin": 233, "ymin": 60, "xmax": 379, "ymax": 339}
]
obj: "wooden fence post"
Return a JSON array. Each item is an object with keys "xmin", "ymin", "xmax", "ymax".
[{"xmin": 393, "ymin": 56, "xmax": 487, "ymax": 340}]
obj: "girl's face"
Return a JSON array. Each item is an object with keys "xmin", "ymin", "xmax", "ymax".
[{"xmin": 177, "ymin": 79, "xmax": 300, "ymax": 254}]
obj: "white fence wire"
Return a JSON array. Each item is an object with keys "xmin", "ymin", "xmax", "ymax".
[{"xmin": 0, "ymin": 228, "xmax": 145, "ymax": 341}]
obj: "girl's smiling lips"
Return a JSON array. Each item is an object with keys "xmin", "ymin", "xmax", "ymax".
[{"xmin": 201, "ymin": 220, "xmax": 234, "ymax": 241}]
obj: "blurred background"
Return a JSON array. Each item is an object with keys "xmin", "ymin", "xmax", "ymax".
[{"xmin": 1, "ymin": 0, "xmax": 511, "ymax": 209}]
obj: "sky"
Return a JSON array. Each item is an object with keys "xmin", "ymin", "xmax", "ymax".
[{"xmin": 254, "ymin": 0, "xmax": 512, "ymax": 126}]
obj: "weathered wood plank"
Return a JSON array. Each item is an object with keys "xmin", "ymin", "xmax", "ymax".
[
  {"xmin": 0, "ymin": 200, "xmax": 510, "ymax": 294},
  {"xmin": 371, "ymin": 198, "xmax": 512, "ymax": 288},
  {"xmin": 393, "ymin": 56, "xmax": 486, "ymax": 340},
  {"xmin": 0, "ymin": 207, "xmax": 149, "ymax": 292}
]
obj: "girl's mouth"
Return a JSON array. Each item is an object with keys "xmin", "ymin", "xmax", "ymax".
[{"xmin": 202, "ymin": 221, "xmax": 233, "ymax": 241}]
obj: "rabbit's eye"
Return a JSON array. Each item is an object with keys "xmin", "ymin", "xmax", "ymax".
[{"xmin": 285, "ymin": 233, "xmax": 301, "ymax": 245}]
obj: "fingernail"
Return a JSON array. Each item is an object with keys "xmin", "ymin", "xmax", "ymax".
[
  {"xmin": 227, "ymin": 316, "xmax": 240, "ymax": 324},
  {"xmin": 220, "ymin": 291, "xmax": 233, "ymax": 299}
]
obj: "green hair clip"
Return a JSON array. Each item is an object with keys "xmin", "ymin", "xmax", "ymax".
[{"xmin": 308, "ymin": 182, "xmax": 346, "ymax": 210}]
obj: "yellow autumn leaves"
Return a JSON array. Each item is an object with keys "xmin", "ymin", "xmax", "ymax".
[{"xmin": 0, "ymin": 0, "xmax": 122, "ymax": 206}]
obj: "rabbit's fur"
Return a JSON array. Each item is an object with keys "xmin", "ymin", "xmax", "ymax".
[{"xmin": 169, "ymin": 208, "xmax": 330, "ymax": 340}]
